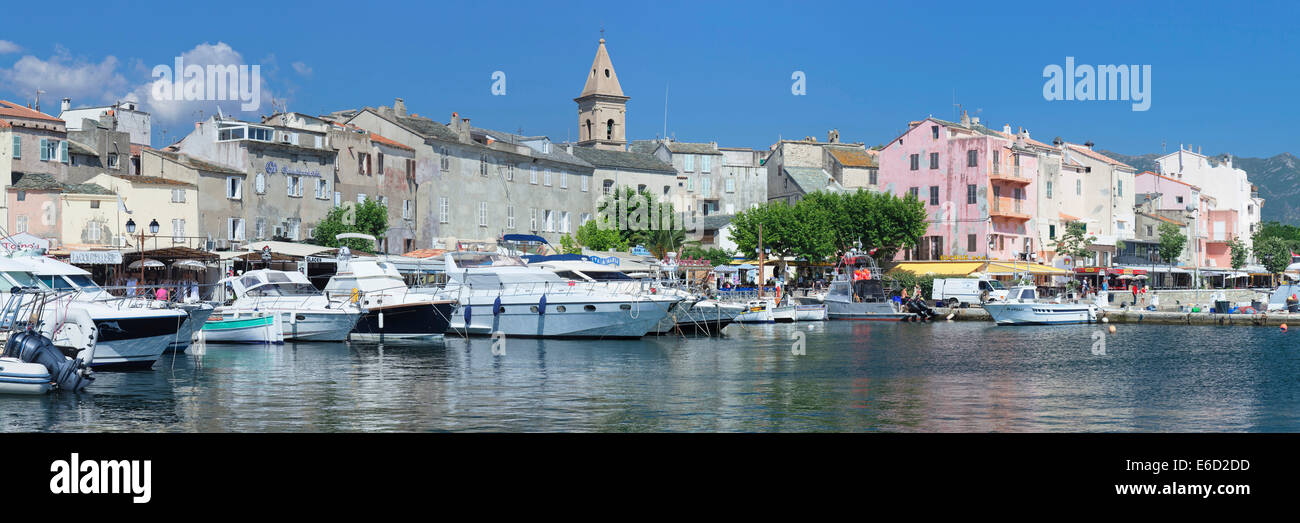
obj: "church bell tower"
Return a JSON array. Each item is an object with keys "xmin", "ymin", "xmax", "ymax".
[{"xmin": 575, "ymin": 37, "xmax": 629, "ymax": 150}]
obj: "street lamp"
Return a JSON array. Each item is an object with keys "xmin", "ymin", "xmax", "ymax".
[{"xmin": 126, "ymin": 218, "xmax": 160, "ymax": 295}]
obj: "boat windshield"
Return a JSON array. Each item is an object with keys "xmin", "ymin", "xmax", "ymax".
[
  {"xmin": 66, "ymin": 274, "xmax": 103, "ymax": 291},
  {"xmin": 37, "ymin": 275, "xmax": 75, "ymax": 290},
  {"xmin": 987, "ymin": 280, "xmax": 1006, "ymax": 290},
  {"xmin": 1, "ymin": 271, "xmax": 49, "ymax": 291},
  {"xmin": 246, "ymin": 282, "xmax": 320, "ymax": 297},
  {"xmin": 581, "ymin": 271, "xmax": 634, "ymax": 281}
]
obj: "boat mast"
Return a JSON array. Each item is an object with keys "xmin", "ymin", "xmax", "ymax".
[{"xmin": 758, "ymin": 223, "xmax": 764, "ymax": 299}]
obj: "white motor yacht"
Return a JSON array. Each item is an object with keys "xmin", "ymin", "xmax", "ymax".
[
  {"xmin": 213, "ymin": 269, "xmax": 360, "ymax": 342},
  {"xmin": 2, "ymin": 255, "xmax": 186, "ymax": 369},
  {"xmin": 438, "ymin": 251, "xmax": 680, "ymax": 338},
  {"xmin": 324, "ymin": 256, "xmax": 456, "ymax": 341}
]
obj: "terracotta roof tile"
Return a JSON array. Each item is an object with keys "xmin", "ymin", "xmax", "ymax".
[
  {"xmin": 0, "ymin": 100, "xmax": 64, "ymax": 123},
  {"xmin": 369, "ymin": 131, "xmax": 414, "ymax": 151},
  {"xmin": 825, "ymin": 147, "xmax": 877, "ymax": 168}
]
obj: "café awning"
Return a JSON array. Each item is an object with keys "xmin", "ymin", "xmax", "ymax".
[{"xmin": 890, "ymin": 261, "xmax": 985, "ymax": 276}]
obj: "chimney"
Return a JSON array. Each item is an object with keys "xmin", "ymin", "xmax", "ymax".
[
  {"xmin": 971, "ymin": 116, "xmax": 980, "ymax": 126},
  {"xmin": 960, "ymin": 110, "xmax": 970, "ymax": 127},
  {"xmin": 1003, "ymin": 124, "xmax": 1012, "ymax": 135},
  {"xmin": 394, "ymin": 98, "xmax": 406, "ymax": 118},
  {"xmin": 1084, "ymin": 141, "xmax": 1095, "ymax": 150},
  {"xmin": 61, "ymin": 98, "xmax": 71, "ymax": 113},
  {"xmin": 1053, "ymin": 136, "xmax": 1063, "ymax": 146}
]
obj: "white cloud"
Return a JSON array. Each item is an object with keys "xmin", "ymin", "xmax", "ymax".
[
  {"xmin": 0, "ymin": 50, "xmax": 127, "ymax": 105},
  {"xmin": 291, "ymin": 61, "xmax": 312, "ymax": 77},
  {"xmin": 121, "ymin": 42, "xmax": 278, "ymax": 127},
  {"xmin": 0, "ymin": 40, "xmax": 20, "ymax": 54}
]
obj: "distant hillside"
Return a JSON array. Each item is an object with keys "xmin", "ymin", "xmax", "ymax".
[{"xmin": 1100, "ymin": 150, "xmax": 1300, "ymax": 226}]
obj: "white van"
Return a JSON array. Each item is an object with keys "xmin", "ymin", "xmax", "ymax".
[{"xmin": 933, "ymin": 278, "xmax": 1010, "ymax": 307}]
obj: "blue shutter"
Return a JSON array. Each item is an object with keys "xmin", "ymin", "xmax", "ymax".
[
  {"xmin": 60, "ymin": 141, "xmax": 68, "ymax": 163},
  {"xmin": 40, "ymin": 138, "xmax": 48, "ymax": 161},
  {"xmin": 11, "ymin": 136, "xmax": 19, "ymax": 158}
]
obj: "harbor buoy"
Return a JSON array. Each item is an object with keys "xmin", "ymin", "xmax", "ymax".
[
  {"xmin": 1282, "ymin": 323, "xmax": 1288, "ymax": 332},
  {"xmin": 1101, "ymin": 316, "xmax": 1109, "ymax": 323},
  {"xmin": 1108, "ymin": 325, "xmax": 1116, "ymax": 334}
]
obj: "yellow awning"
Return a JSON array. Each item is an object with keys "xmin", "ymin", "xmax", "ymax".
[
  {"xmin": 890, "ymin": 261, "xmax": 985, "ymax": 276},
  {"xmin": 985, "ymin": 262, "xmax": 1071, "ymax": 275}
]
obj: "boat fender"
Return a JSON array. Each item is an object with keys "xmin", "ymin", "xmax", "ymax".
[
  {"xmin": 538, "ymin": 295, "xmax": 547, "ymax": 315},
  {"xmin": 464, "ymin": 304, "xmax": 472, "ymax": 325},
  {"xmin": 493, "ymin": 296, "xmax": 502, "ymax": 317},
  {"xmin": 378, "ymin": 312, "xmax": 384, "ymax": 329}
]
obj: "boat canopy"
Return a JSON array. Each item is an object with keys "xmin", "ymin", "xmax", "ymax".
[{"xmin": 501, "ymin": 234, "xmax": 551, "ymax": 245}]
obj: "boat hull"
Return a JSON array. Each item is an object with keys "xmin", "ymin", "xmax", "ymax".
[
  {"xmin": 795, "ymin": 304, "xmax": 827, "ymax": 321},
  {"xmin": 825, "ymin": 299, "xmax": 913, "ymax": 321},
  {"xmin": 351, "ymin": 301, "xmax": 455, "ymax": 342},
  {"xmin": 0, "ymin": 358, "xmax": 52, "ymax": 394},
  {"xmin": 984, "ymin": 303, "xmax": 1097, "ymax": 325},
  {"xmin": 89, "ymin": 315, "xmax": 185, "ymax": 369},
  {"xmin": 167, "ymin": 305, "xmax": 214, "ymax": 353},
  {"xmin": 448, "ymin": 299, "xmax": 674, "ymax": 339},
  {"xmin": 201, "ymin": 315, "xmax": 284, "ymax": 344}
]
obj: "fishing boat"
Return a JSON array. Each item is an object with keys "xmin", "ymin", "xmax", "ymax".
[
  {"xmin": 439, "ymin": 251, "xmax": 680, "ymax": 338},
  {"xmin": 824, "ymin": 253, "xmax": 922, "ymax": 321},
  {"xmin": 200, "ymin": 313, "xmax": 284, "ymax": 344},
  {"xmin": 983, "ymin": 285, "xmax": 1099, "ymax": 325},
  {"xmin": 734, "ymin": 298, "xmax": 778, "ymax": 323},
  {"xmin": 213, "ymin": 269, "xmax": 361, "ymax": 342},
  {"xmin": 794, "ymin": 303, "xmax": 828, "ymax": 321}
]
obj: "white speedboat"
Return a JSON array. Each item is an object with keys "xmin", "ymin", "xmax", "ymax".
[
  {"xmin": 324, "ymin": 256, "xmax": 455, "ymax": 342},
  {"xmin": 983, "ymin": 286, "xmax": 1098, "ymax": 325},
  {"xmin": 526, "ymin": 257, "xmax": 723, "ymax": 335},
  {"xmin": 4, "ymin": 255, "xmax": 187, "ymax": 369},
  {"xmin": 0, "ymin": 290, "xmax": 94, "ymax": 393},
  {"xmin": 438, "ymin": 251, "xmax": 680, "ymax": 338},
  {"xmin": 213, "ymin": 269, "xmax": 360, "ymax": 342},
  {"xmin": 200, "ymin": 313, "xmax": 284, "ymax": 344}
]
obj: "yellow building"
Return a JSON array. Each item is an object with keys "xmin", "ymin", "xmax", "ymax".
[{"xmin": 85, "ymin": 173, "xmax": 199, "ymax": 250}]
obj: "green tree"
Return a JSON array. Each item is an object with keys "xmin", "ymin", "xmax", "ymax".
[
  {"xmin": 595, "ymin": 186, "xmax": 683, "ymax": 252},
  {"xmin": 1157, "ymin": 222, "xmax": 1187, "ymax": 265},
  {"xmin": 1052, "ymin": 221, "xmax": 1093, "ymax": 265},
  {"xmin": 1253, "ymin": 236, "xmax": 1294, "ymax": 277},
  {"xmin": 1228, "ymin": 237, "xmax": 1249, "ymax": 270},
  {"xmin": 1253, "ymin": 221, "xmax": 1300, "ymax": 246},
  {"xmin": 558, "ymin": 234, "xmax": 583, "ymax": 254},
  {"xmin": 310, "ymin": 200, "xmax": 388, "ymax": 252},
  {"xmin": 574, "ymin": 219, "xmax": 628, "ymax": 251}
]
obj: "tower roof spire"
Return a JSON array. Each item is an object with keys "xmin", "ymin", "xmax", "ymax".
[{"xmin": 579, "ymin": 36, "xmax": 625, "ymax": 99}]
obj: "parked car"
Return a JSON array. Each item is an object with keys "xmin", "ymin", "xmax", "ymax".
[{"xmin": 933, "ymin": 277, "xmax": 1010, "ymax": 307}]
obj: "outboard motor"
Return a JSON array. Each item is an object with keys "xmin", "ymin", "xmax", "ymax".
[
  {"xmin": 905, "ymin": 296, "xmax": 938, "ymax": 322},
  {"xmin": 3, "ymin": 329, "xmax": 93, "ymax": 392}
]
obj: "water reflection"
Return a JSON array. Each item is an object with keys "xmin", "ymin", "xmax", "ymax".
[{"xmin": 1, "ymin": 322, "xmax": 1297, "ymax": 432}]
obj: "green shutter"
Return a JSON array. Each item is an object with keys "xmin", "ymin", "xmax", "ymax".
[
  {"xmin": 60, "ymin": 140, "xmax": 68, "ymax": 163},
  {"xmin": 40, "ymin": 138, "xmax": 48, "ymax": 161},
  {"xmin": 11, "ymin": 136, "xmax": 19, "ymax": 158}
]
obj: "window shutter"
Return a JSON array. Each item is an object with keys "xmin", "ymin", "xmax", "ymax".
[
  {"xmin": 40, "ymin": 138, "xmax": 48, "ymax": 161},
  {"xmin": 11, "ymin": 136, "xmax": 19, "ymax": 158},
  {"xmin": 61, "ymin": 141, "xmax": 68, "ymax": 163}
]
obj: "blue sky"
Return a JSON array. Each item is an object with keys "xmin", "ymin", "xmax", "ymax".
[{"xmin": 1, "ymin": 0, "xmax": 1296, "ymax": 157}]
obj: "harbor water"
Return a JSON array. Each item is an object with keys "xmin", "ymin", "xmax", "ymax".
[{"xmin": 2, "ymin": 321, "xmax": 1298, "ymax": 432}]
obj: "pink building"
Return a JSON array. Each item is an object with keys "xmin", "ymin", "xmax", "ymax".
[
  {"xmin": 1134, "ymin": 171, "xmax": 1199, "ymax": 212},
  {"xmin": 877, "ymin": 115, "xmax": 1036, "ymax": 261}
]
